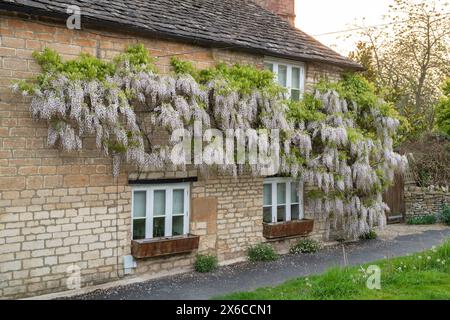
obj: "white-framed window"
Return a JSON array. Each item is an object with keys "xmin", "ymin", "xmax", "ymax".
[
  {"xmin": 131, "ymin": 183, "xmax": 190, "ymax": 240},
  {"xmin": 264, "ymin": 59, "xmax": 305, "ymax": 101},
  {"xmin": 263, "ymin": 177, "xmax": 304, "ymax": 223}
]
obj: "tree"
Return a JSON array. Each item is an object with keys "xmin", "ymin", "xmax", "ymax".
[
  {"xmin": 435, "ymin": 78, "xmax": 450, "ymax": 137},
  {"xmin": 348, "ymin": 41, "xmax": 377, "ymax": 84},
  {"xmin": 348, "ymin": 0, "xmax": 449, "ymax": 138}
]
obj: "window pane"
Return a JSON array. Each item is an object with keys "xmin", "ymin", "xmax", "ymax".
[
  {"xmin": 133, "ymin": 219, "xmax": 146, "ymax": 240},
  {"xmin": 292, "ymin": 67, "xmax": 300, "ymax": 89},
  {"xmin": 172, "ymin": 215, "xmax": 184, "ymax": 236},
  {"xmin": 291, "ymin": 204, "xmax": 300, "ymax": 220},
  {"xmin": 277, "ymin": 205, "xmax": 286, "ymax": 222},
  {"xmin": 153, "ymin": 217, "xmax": 165, "ymax": 237},
  {"xmin": 263, "ymin": 184, "xmax": 272, "ymax": 206},
  {"xmin": 277, "ymin": 183, "xmax": 286, "ymax": 204},
  {"xmin": 133, "ymin": 191, "xmax": 146, "ymax": 218},
  {"xmin": 278, "ymin": 65, "xmax": 287, "ymax": 87},
  {"xmin": 263, "ymin": 207, "xmax": 272, "ymax": 223},
  {"xmin": 153, "ymin": 190, "xmax": 166, "ymax": 216},
  {"xmin": 264, "ymin": 63, "xmax": 274, "ymax": 72},
  {"xmin": 291, "ymin": 89, "xmax": 300, "ymax": 101},
  {"xmin": 173, "ymin": 189, "xmax": 184, "ymax": 215},
  {"xmin": 291, "ymin": 182, "xmax": 299, "ymax": 203}
]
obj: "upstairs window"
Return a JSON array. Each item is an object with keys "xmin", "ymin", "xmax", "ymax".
[
  {"xmin": 132, "ymin": 183, "xmax": 190, "ymax": 240},
  {"xmin": 264, "ymin": 60, "xmax": 305, "ymax": 101},
  {"xmin": 263, "ymin": 178, "xmax": 304, "ymax": 223}
]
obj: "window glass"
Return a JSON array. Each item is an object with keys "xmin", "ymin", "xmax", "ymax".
[
  {"xmin": 173, "ymin": 189, "xmax": 184, "ymax": 215},
  {"xmin": 277, "ymin": 65, "xmax": 287, "ymax": 87},
  {"xmin": 291, "ymin": 183, "xmax": 299, "ymax": 203},
  {"xmin": 277, "ymin": 183, "xmax": 286, "ymax": 205},
  {"xmin": 292, "ymin": 67, "xmax": 300, "ymax": 89},
  {"xmin": 133, "ymin": 191, "xmax": 146, "ymax": 218},
  {"xmin": 153, "ymin": 217, "xmax": 165, "ymax": 237},
  {"xmin": 264, "ymin": 63, "xmax": 274, "ymax": 72},
  {"xmin": 263, "ymin": 207, "xmax": 272, "ymax": 223},
  {"xmin": 291, "ymin": 204, "xmax": 300, "ymax": 220},
  {"xmin": 133, "ymin": 219, "xmax": 146, "ymax": 240},
  {"xmin": 263, "ymin": 184, "xmax": 272, "ymax": 206},
  {"xmin": 172, "ymin": 216, "xmax": 184, "ymax": 236},
  {"xmin": 153, "ymin": 190, "xmax": 166, "ymax": 216},
  {"xmin": 277, "ymin": 206, "xmax": 286, "ymax": 222}
]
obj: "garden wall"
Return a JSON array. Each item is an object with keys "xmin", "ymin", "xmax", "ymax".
[{"xmin": 404, "ymin": 186, "xmax": 450, "ymax": 218}]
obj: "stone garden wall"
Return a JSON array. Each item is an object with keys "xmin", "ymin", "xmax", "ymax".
[{"xmin": 405, "ymin": 186, "xmax": 450, "ymax": 218}]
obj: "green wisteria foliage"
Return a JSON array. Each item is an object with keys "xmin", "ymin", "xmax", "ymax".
[{"xmin": 12, "ymin": 44, "xmax": 407, "ymax": 239}]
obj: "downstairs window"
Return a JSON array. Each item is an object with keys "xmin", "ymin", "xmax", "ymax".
[
  {"xmin": 132, "ymin": 183, "xmax": 190, "ymax": 240},
  {"xmin": 263, "ymin": 178, "xmax": 304, "ymax": 223}
]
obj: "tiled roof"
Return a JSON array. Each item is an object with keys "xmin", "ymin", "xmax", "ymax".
[{"xmin": 0, "ymin": 0, "xmax": 363, "ymax": 70}]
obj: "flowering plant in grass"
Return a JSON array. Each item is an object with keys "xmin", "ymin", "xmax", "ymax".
[{"xmin": 12, "ymin": 44, "xmax": 407, "ymax": 239}]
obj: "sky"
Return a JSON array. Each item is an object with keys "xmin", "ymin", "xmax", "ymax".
[{"xmin": 295, "ymin": 0, "xmax": 392, "ymax": 56}]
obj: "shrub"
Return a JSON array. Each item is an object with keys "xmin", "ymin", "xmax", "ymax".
[
  {"xmin": 440, "ymin": 204, "xmax": 450, "ymax": 225},
  {"xmin": 247, "ymin": 244, "xmax": 278, "ymax": 262},
  {"xmin": 406, "ymin": 215, "xmax": 437, "ymax": 225},
  {"xmin": 194, "ymin": 254, "xmax": 218, "ymax": 273},
  {"xmin": 289, "ymin": 238, "xmax": 322, "ymax": 254},
  {"xmin": 359, "ymin": 229, "xmax": 378, "ymax": 240}
]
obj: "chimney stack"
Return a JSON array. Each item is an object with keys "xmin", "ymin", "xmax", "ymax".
[{"xmin": 253, "ymin": 0, "xmax": 296, "ymax": 27}]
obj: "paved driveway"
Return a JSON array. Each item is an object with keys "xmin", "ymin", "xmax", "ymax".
[{"xmin": 65, "ymin": 226, "xmax": 450, "ymax": 300}]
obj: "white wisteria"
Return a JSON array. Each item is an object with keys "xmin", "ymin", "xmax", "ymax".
[{"xmin": 12, "ymin": 46, "xmax": 408, "ymax": 239}]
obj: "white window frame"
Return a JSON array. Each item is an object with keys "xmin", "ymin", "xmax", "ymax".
[
  {"xmin": 131, "ymin": 183, "xmax": 190, "ymax": 239},
  {"xmin": 264, "ymin": 58, "xmax": 305, "ymax": 100},
  {"xmin": 263, "ymin": 177, "xmax": 304, "ymax": 223}
]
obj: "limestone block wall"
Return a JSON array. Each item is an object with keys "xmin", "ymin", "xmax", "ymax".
[
  {"xmin": 0, "ymin": 12, "xmax": 344, "ymax": 299},
  {"xmin": 405, "ymin": 186, "xmax": 450, "ymax": 218}
]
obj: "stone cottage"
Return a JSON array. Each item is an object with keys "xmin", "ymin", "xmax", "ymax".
[{"xmin": 0, "ymin": 0, "xmax": 363, "ymax": 299}]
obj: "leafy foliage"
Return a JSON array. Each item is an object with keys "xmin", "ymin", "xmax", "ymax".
[
  {"xmin": 348, "ymin": 0, "xmax": 449, "ymax": 139},
  {"xmin": 247, "ymin": 243, "xmax": 278, "ymax": 262},
  {"xmin": 359, "ymin": 229, "xmax": 378, "ymax": 240},
  {"xmin": 194, "ymin": 254, "xmax": 218, "ymax": 273},
  {"xmin": 440, "ymin": 204, "xmax": 450, "ymax": 226},
  {"xmin": 435, "ymin": 79, "xmax": 450, "ymax": 137},
  {"xmin": 289, "ymin": 238, "xmax": 322, "ymax": 254},
  {"xmin": 13, "ymin": 45, "xmax": 407, "ymax": 240}
]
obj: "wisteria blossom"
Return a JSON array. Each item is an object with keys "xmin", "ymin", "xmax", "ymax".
[{"xmin": 12, "ymin": 47, "xmax": 408, "ymax": 240}]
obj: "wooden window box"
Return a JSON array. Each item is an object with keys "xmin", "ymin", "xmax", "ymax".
[
  {"xmin": 131, "ymin": 234, "xmax": 200, "ymax": 258},
  {"xmin": 263, "ymin": 219, "xmax": 314, "ymax": 239}
]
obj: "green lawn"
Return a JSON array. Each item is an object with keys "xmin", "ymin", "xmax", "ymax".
[{"xmin": 216, "ymin": 240, "xmax": 450, "ymax": 300}]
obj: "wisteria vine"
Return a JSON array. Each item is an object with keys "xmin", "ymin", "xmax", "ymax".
[{"xmin": 12, "ymin": 44, "xmax": 407, "ymax": 239}]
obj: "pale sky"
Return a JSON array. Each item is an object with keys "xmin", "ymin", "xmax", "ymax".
[{"xmin": 295, "ymin": 0, "xmax": 392, "ymax": 56}]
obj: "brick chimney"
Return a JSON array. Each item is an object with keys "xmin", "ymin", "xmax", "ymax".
[{"xmin": 253, "ymin": 0, "xmax": 296, "ymax": 27}]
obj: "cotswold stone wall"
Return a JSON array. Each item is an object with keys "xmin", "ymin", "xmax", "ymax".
[
  {"xmin": 0, "ymin": 12, "xmax": 341, "ymax": 299},
  {"xmin": 404, "ymin": 186, "xmax": 450, "ymax": 218}
]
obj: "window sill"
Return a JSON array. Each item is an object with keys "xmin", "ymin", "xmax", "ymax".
[
  {"xmin": 131, "ymin": 234, "xmax": 200, "ymax": 259},
  {"xmin": 263, "ymin": 219, "xmax": 314, "ymax": 239}
]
